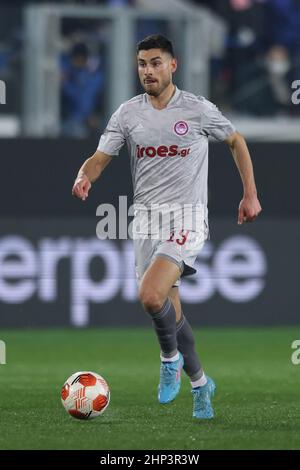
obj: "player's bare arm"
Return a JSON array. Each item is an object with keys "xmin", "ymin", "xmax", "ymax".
[
  {"xmin": 225, "ymin": 131, "xmax": 262, "ymax": 225},
  {"xmin": 72, "ymin": 150, "xmax": 113, "ymax": 201}
]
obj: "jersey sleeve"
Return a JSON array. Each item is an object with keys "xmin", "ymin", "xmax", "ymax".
[
  {"xmin": 97, "ymin": 106, "xmax": 126, "ymax": 156},
  {"xmin": 200, "ymin": 98, "xmax": 236, "ymax": 141}
]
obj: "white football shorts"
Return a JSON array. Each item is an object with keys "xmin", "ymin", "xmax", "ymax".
[{"xmin": 133, "ymin": 225, "xmax": 209, "ymax": 287}]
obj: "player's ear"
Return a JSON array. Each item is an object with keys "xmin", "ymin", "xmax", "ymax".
[{"xmin": 170, "ymin": 57, "xmax": 177, "ymax": 73}]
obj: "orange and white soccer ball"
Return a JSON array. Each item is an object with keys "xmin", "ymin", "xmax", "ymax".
[{"xmin": 61, "ymin": 371, "xmax": 110, "ymax": 420}]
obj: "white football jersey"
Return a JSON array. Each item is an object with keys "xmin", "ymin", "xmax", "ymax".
[{"xmin": 97, "ymin": 86, "xmax": 235, "ymax": 232}]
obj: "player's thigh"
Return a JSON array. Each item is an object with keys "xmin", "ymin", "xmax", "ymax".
[
  {"xmin": 139, "ymin": 255, "xmax": 181, "ymax": 302},
  {"xmin": 169, "ymin": 286, "xmax": 182, "ymax": 323}
]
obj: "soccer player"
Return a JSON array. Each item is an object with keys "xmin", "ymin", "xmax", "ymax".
[{"xmin": 72, "ymin": 34, "xmax": 262, "ymax": 419}]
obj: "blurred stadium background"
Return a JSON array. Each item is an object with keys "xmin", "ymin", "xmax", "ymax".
[{"xmin": 0, "ymin": 0, "xmax": 300, "ymax": 451}]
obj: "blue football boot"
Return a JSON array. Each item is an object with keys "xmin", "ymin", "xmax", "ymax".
[
  {"xmin": 158, "ymin": 352, "xmax": 184, "ymax": 404},
  {"xmin": 192, "ymin": 376, "xmax": 216, "ymax": 419}
]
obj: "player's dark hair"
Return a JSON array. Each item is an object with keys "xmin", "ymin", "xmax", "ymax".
[{"xmin": 136, "ymin": 34, "xmax": 175, "ymax": 58}]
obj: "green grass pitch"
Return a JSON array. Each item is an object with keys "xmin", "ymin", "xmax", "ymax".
[{"xmin": 0, "ymin": 327, "xmax": 299, "ymax": 450}]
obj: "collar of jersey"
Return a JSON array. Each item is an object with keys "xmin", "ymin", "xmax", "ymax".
[{"xmin": 144, "ymin": 86, "xmax": 181, "ymax": 110}]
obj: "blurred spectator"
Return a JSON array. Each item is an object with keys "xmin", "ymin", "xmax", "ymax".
[
  {"xmin": 192, "ymin": 0, "xmax": 300, "ymax": 116},
  {"xmin": 264, "ymin": 0, "xmax": 300, "ymax": 52},
  {"xmin": 61, "ymin": 42, "xmax": 104, "ymax": 138},
  {"xmin": 265, "ymin": 45, "xmax": 291, "ymax": 108},
  {"xmin": 263, "ymin": 0, "xmax": 300, "ymax": 114},
  {"xmin": 206, "ymin": 0, "xmax": 268, "ymax": 114}
]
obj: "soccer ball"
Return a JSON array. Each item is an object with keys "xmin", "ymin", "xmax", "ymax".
[{"xmin": 61, "ymin": 371, "xmax": 110, "ymax": 420}]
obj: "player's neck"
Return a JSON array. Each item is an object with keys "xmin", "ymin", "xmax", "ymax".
[{"xmin": 148, "ymin": 83, "xmax": 176, "ymax": 110}]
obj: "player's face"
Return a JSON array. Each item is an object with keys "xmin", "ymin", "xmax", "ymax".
[{"xmin": 137, "ymin": 49, "xmax": 177, "ymax": 96}]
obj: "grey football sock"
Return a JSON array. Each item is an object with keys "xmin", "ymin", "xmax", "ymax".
[
  {"xmin": 149, "ymin": 297, "xmax": 178, "ymax": 358},
  {"xmin": 176, "ymin": 313, "xmax": 203, "ymax": 381}
]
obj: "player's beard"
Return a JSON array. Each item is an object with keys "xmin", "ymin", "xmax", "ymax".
[{"xmin": 143, "ymin": 76, "xmax": 171, "ymax": 97}]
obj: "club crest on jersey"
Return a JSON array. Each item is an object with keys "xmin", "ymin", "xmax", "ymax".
[{"xmin": 174, "ymin": 121, "xmax": 189, "ymax": 136}]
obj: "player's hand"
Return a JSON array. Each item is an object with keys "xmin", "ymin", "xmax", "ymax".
[
  {"xmin": 238, "ymin": 195, "xmax": 262, "ymax": 225},
  {"xmin": 72, "ymin": 174, "xmax": 91, "ymax": 201}
]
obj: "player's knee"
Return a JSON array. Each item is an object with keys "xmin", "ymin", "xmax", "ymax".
[{"xmin": 139, "ymin": 288, "xmax": 165, "ymax": 314}]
